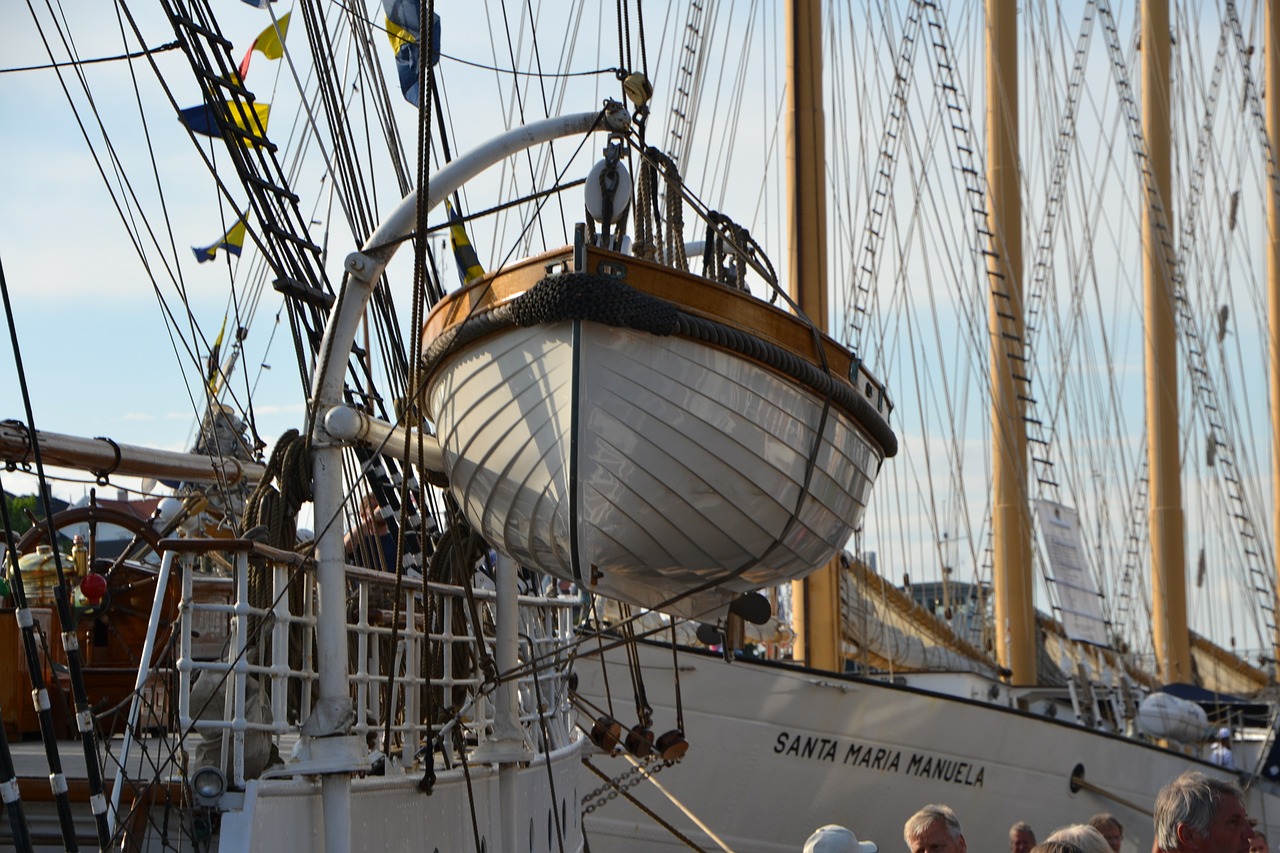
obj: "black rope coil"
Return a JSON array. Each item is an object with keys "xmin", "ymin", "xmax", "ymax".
[
  {"xmin": 422, "ymin": 273, "xmax": 897, "ymax": 458},
  {"xmin": 507, "ymin": 273, "xmax": 678, "ymax": 334}
]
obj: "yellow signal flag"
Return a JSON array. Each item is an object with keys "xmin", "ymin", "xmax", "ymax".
[{"xmin": 239, "ymin": 13, "xmax": 291, "ymax": 79}]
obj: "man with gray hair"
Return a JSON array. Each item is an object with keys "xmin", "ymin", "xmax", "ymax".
[
  {"xmin": 1153, "ymin": 770, "xmax": 1254, "ymax": 853},
  {"xmin": 903, "ymin": 805, "xmax": 966, "ymax": 853},
  {"xmin": 1009, "ymin": 822, "xmax": 1036, "ymax": 853}
]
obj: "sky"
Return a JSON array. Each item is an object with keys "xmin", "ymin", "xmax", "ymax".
[{"xmin": 0, "ymin": 4, "xmax": 308, "ymax": 504}]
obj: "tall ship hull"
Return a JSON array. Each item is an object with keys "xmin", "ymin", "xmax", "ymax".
[
  {"xmin": 215, "ymin": 746, "xmax": 583, "ymax": 852},
  {"xmin": 575, "ymin": 641, "xmax": 1280, "ymax": 853}
]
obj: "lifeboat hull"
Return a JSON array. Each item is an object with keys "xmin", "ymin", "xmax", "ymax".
[{"xmin": 427, "ymin": 316, "xmax": 886, "ymax": 618}]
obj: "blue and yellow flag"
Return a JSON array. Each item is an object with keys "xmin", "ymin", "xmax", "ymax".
[
  {"xmin": 446, "ymin": 200, "xmax": 485, "ymax": 285},
  {"xmin": 179, "ymin": 101, "xmax": 271, "ymax": 146},
  {"xmin": 383, "ymin": 0, "xmax": 441, "ymax": 105},
  {"xmin": 239, "ymin": 13, "xmax": 291, "ymax": 80},
  {"xmin": 193, "ymin": 218, "xmax": 247, "ymax": 263}
]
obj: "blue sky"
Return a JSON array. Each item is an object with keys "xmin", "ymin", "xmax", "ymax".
[
  {"xmin": 0, "ymin": 1, "xmax": 739, "ymax": 502},
  {"xmin": 0, "ymin": 5, "xmax": 334, "ymax": 502}
]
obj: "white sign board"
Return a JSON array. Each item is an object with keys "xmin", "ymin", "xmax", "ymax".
[{"xmin": 1035, "ymin": 500, "xmax": 1110, "ymax": 647}]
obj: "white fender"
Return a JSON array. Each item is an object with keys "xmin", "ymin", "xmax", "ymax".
[{"xmin": 1136, "ymin": 692, "xmax": 1212, "ymax": 743}]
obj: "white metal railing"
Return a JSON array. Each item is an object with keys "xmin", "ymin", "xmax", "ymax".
[
  {"xmin": 175, "ymin": 542, "xmax": 313, "ymax": 787},
  {"xmin": 168, "ymin": 538, "xmax": 578, "ymax": 787}
]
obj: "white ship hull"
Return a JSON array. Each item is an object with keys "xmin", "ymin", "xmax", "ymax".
[
  {"xmin": 217, "ymin": 741, "xmax": 584, "ymax": 852},
  {"xmin": 574, "ymin": 642, "xmax": 1279, "ymax": 853}
]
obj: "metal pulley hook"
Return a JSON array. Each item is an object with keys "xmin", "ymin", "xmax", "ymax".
[
  {"xmin": 585, "ymin": 136, "xmax": 633, "ymax": 239},
  {"xmin": 621, "ymin": 71, "xmax": 652, "ymax": 136},
  {"xmin": 601, "ymin": 138, "xmax": 624, "ymax": 193}
]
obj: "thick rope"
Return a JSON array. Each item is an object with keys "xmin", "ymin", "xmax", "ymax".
[
  {"xmin": 241, "ymin": 430, "xmax": 312, "ymax": 703},
  {"xmin": 421, "ymin": 273, "xmax": 898, "ymax": 458}
]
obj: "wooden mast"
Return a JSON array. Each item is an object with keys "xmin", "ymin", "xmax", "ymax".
[
  {"xmin": 786, "ymin": 0, "xmax": 842, "ymax": 671},
  {"xmin": 1143, "ymin": 0, "xmax": 1191, "ymax": 682},
  {"xmin": 986, "ymin": 0, "xmax": 1035, "ymax": 685},
  {"xmin": 1268, "ymin": 0, "xmax": 1280, "ymax": 673}
]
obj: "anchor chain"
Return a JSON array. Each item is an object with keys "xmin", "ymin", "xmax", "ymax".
[{"xmin": 581, "ymin": 757, "xmax": 679, "ymax": 815}]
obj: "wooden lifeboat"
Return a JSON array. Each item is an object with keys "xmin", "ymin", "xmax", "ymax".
[{"xmin": 420, "ymin": 240, "xmax": 897, "ymax": 619}]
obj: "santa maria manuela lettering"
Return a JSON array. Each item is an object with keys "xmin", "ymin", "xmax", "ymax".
[{"xmin": 771, "ymin": 731, "xmax": 985, "ymax": 787}]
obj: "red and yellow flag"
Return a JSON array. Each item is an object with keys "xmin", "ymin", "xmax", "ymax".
[{"xmin": 239, "ymin": 13, "xmax": 291, "ymax": 80}]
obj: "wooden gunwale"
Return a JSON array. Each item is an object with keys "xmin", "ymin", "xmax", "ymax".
[{"xmin": 421, "ymin": 245, "xmax": 891, "ymax": 414}]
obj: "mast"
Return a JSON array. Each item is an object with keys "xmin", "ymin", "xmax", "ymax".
[
  {"xmin": 1268, "ymin": 0, "xmax": 1280, "ymax": 673},
  {"xmin": 986, "ymin": 0, "xmax": 1034, "ymax": 685},
  {"xmin": 1143, "ymin": 0, "xmax": 1191, "ymax": 682},
  {"xmin": 786, "ymin": 0, "xmax": 842, "ymax": 671}
]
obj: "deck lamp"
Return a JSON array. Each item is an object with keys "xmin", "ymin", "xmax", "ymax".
[{"xmin": 191, "ymin": 766, "xmax": 227, "ymax": 807}]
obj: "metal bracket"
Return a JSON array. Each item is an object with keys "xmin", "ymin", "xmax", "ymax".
[
  {"xmin": 265, "ymin": 734, "xmax": 369, "ymax": 778},
  {"xmin": 300, "ymin": 696, "xmax": 355, "ymax": 737},
  {"xmin": 344, "ymin": 251, "xmax": 377, "ymax": 282}
]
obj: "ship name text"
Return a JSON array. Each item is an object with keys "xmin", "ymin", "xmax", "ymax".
[{"xmin": 772, "ymin": 731, "xmax": 985, "ymax": 787}]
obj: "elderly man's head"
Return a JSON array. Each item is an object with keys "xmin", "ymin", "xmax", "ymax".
[
  {"xmin": 904, "ymin": 805, "xmax": 966, "ymax": 853},
  {"xmin": 804, "ymin": 824, "xmax": 879, "ymax": 853},
  {"xmin": 1044, "ymin": 825, "xmax": 1113, "ymax": 853},
  {"xmin": 1010, "ymin": 823, "xmax": 1037, "ymax": 853},
  {"xmin": 1089, "ymin": 814, "xmax": 1124, "ymax": 853},
  {"xmin": 1154, "ymin": 771, "xmax": 1254, "ymax": 853}
]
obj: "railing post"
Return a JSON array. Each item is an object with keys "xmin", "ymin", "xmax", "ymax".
[
  {"xmin": 230, "ymin": 551, "xmax": 249, "ymax": 787},
  {"xmin": 109, "ymin": 549, "xmax": 177, "ymax": 836},
  {"xmin": 271, "ymin": 557, "xmax": 289, "ymax": 728},
  {"xmin": 473, "ymin": 553, "xmax": 532, "ymax": 851},
  {"xmin": 177, "ymin": 548, "xmax": 195, "ymax": 747}
]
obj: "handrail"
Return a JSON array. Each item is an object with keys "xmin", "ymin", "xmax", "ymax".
[{"xmin": 168, "ymin": 543, "xmax": 577, "ymax": 787}]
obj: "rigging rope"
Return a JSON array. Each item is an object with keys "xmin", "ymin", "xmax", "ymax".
[
  {"xmin": 0, "ymin": 249, "xmax": 112, "ymax": 848},
  {"xmin": 0, "ymin": 39, "xmax": 180, "ymax": 73}
]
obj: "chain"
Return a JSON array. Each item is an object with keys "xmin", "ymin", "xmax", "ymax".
[{"xmin": 581, "ymin": 757, "xmax": 679, "ymax": 814}]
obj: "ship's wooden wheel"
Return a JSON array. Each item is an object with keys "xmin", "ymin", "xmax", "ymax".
[{"xmin": 14, "ymin": 504, "xmax": 176, "ymax": 670}]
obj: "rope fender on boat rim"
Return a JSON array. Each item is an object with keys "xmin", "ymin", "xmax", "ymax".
[{"xmin": 420, "ymin": 272, "xmax": 898, "ymax": 458}]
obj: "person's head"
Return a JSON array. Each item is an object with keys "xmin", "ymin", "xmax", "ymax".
[
  {"xmin": 1154, "ymin": 770, "xmax": 1253, "ymax": 853},
  {"xmin": 1030, "ymin": 843, "xmax": 1085, "ymax": 853},
  {"xmin": 904, "ymin": 805, "xmax": 966, "ymax": 853},
  {"xmin": 1089, "ymin": 814, "xmax": 1124, "ymax": 853},
  {"xmin": 357, "ymin": 493, "xmax": 388, "ymax": 527},
  {"xmin": 1011, "ymin": 822, "xmax": 1037, "ymax": 853},
  {"xmin": 804, "ymin": 824, "xmax": 878, "ymax": 853},
  {"xmin": 1249, "ymin": 831, "xmax": 1268, "ymax": 853},
  {"xmin": 1045, "ymin": 825, "xmax": 1112, "ymax": 853}
]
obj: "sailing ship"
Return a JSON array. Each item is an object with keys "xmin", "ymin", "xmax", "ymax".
[
  {"xmin": 4, "ymin": 0, "xmax": 1280, "ymax": 851},
  {"xmin": 571, "ymin": 1, "xmax": 1280, "ymax": 852},
  {"xmin": 0, "ymin": 0, "xmax": 895, "ymax": 850}
]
